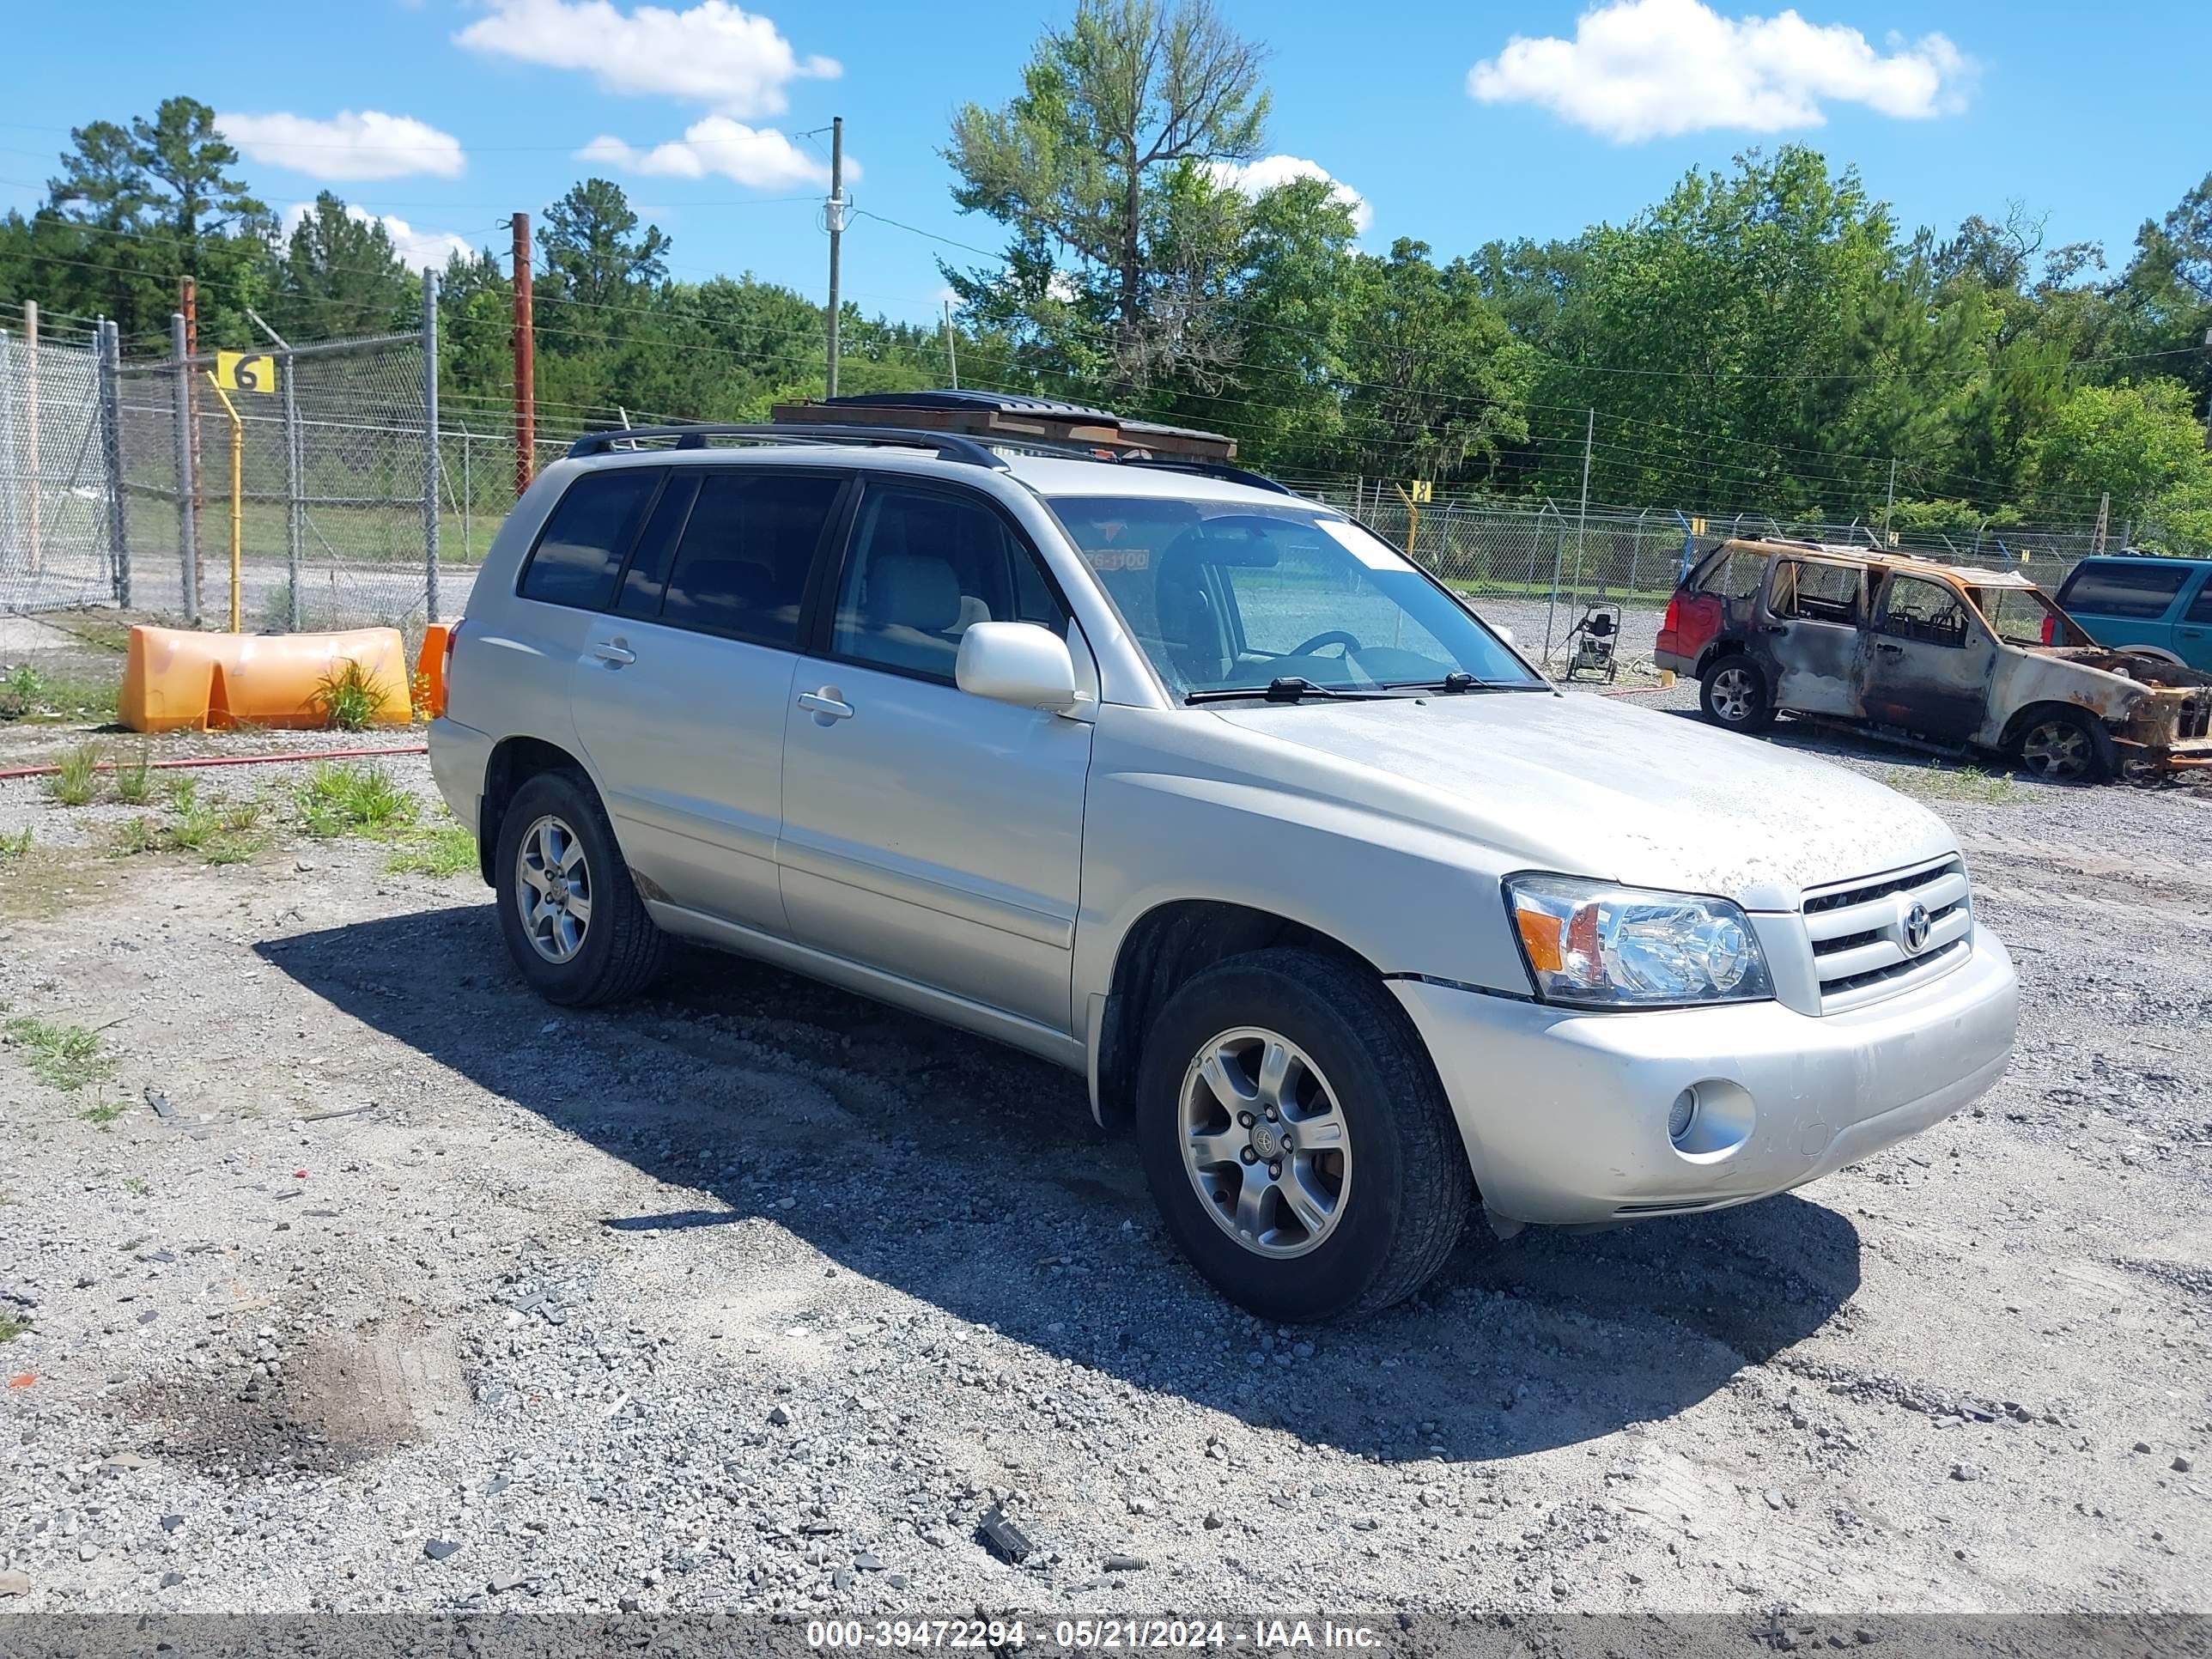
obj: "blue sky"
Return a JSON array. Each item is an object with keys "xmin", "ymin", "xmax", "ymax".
[{"xmin": 4, "ymin": 0, "xmax": 2208, "ymax": 325}]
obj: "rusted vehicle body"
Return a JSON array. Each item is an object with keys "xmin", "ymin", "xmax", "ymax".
[{"xmin": 1655, "ymin": 538, "xmax": 2212, "ymax": 781}]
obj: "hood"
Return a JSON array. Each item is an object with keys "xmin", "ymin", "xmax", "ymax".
[{"xmin": 1210, "ymin": 691, "xmax": 1957, "ymax": 912}]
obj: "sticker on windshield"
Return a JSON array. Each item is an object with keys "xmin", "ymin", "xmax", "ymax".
[
  {"xmin": 1085, "ymin": 547, "xmax": 1151, "ymax": 572},
  {"xmin": 1316, "ymin": 518, "xmax": 1406, "ymax": 571}
]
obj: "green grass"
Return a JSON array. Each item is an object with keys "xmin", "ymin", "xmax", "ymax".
[
  {"xmin": 107, "ymin": 795, "xmax": 266, "ymax": 866},
  {"xmin": 0, "ymin": 1311, "xmax": 28, "ymax": 1345},
  {"xmin": 312, "ymin": 658, "xmax": 392, "ymax": 732},
  {"xmin": 0, "ymin": 825, "xmax": 29, "ymax": 861},
  {"xmin": 0, "ymin": 662, "xmax": 121, "ymax": 724},
  {"xmin": 2, "ymin": 1016, "xmax": 113, "ymax": 1092},
  {"xmin": 112, "ymin": 744, "xmax": 155, "ymax": 805},
  {"xmin": 122, "ymin": 1176, "xmax": 152, "ymax": 1198},
  {"xmin": 295, "ymin": 763, "xmax": 416, "ymax": 839},
  {"xmin": 1882, "ymin": 764, "xmax": 2021, "ymax": 805},
  {"xmin": 78, "ymin": 1098, "xmax": 125, "ymax": 1127},
  {"xmin": 44, "ymin": 742, "xmax": 102, "ymax": 806},
  {"xmin": 385, "ymin": 818, "xmax": 477, "ymax": 878}
]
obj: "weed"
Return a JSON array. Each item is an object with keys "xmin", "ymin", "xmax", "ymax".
[
  {"xmin": 122, "ymin": 1176, "xmax": 152, "ymax": 1198},
  {"xmin": 166, "ymin": 774, "xmax": 200, "ymax": 815},
  {"xmin": 79, "ymin": 1098, "xmax": 125, "ymax": 1127},
  {"xmin": 312, "ymin": 659, "xmax": 389, "ymax": 732},
  {"xmin": 0, "ymin": 1311, "xmax": 27, "ymax": 1345},
  {"xmin": 2, "ymin": 1015, "xmax": 113, "ymax": 1092},
  {"xmin": 295, "ymin": 763, "xmax": 416, "ymax": 839},
  {"xmin": 0, "ymin": 664, "xmax": 120, "ymax": 724},
  {"xmin": 109, "ymin": 815, "xmax": 166, "ymax": 856},
  {"xmin": 1882, "ymin": 765, "xmax": 2020, "ymax": 806},
  {"xmin": 112, "ymin": 744, "xmax": 154, "ymax": 804},
  {"xmin": 1, "ymin": 662, "xmax": 46, "ymax": 717},
  {"xmin": 0, "ymin": 825, "xmax": 30, "ymax": 861},
  {"xmin": 386, "ymin": 819, "xmax": 477, "ymax": 878},
  {"xmin": 45, "ymin": 742, "xmax": 102, "ymax": 806}
]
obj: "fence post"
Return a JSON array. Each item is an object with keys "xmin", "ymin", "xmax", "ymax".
[
  {"xmin": 97, "ymin": 319, "xmax": 130, "ymax": 607},
  {"xmin": 0, "ymin": 331, "xmax": 16, "ymax": 592},
  {"xmin": 169, "ymin": 313, "xmax": 199, "ymax": 625},
  {"xmin": 459, "ymin": 422, "xmax": 471, "ymax": 564},
  {"xmin": 422, "ymin": 266, "xmax": 441, "ymax": 624},
  {"xmin": 282, "ymin": 348, "xmax": 303, "ymax": 629}
]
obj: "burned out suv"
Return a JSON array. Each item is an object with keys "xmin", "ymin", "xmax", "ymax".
[
  {"xmin": 1657, "ymin": 538, "xmax": 2212, "ymax": 781},
  {"xmin": 433, "ymin": 399, "xmax": 2018, "ymax": 1322}
]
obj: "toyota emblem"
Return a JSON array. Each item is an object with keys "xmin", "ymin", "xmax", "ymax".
[{"xmin": 1901, "ymin": 902, "xmax": 1932, "ymax": 955}]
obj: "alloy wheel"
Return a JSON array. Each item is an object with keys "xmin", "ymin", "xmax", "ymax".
[
  {"xmin": 2020, "ymin": 718, "xmax": 2091, "ymax": 781},
  {"xmin": 1711, "ymin": 665, "xmax": 1759, "ymax": 724},
  {"xmin": 515, "ymin": 813, "xmax": 593, "ymax": 963},
  {"xmin": 1179, "ymin": 1027, "xmax": 1352, "ymax": 1259}
]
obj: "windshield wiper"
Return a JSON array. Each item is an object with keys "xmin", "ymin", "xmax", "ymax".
[
  {"xmin": 1185, "ymin": 677, "xmax": 1399, "ymax": 705},
  {"xmin": 1382, "ymin": 672, "xmax": 1549, "ymax": 694}
]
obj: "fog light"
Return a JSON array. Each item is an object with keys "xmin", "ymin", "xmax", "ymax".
[{"xmin": 1668, "ymin": 1087, "xmax": 1698, "ymax": 1146}]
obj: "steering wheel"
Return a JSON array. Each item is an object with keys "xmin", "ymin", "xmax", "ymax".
[{"xmin": 1285, "ymin": 629, "xmax": 1361, "ymax": 659}]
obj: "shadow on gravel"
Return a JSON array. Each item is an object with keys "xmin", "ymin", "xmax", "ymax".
[{"xmin": 260, "ymin": 904, "xmax": 1860, "ymax": 1465}]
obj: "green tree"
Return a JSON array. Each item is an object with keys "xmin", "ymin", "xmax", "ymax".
[
  {"xmin": 271, "ymin": 192, "xmax": 413, "ymax": 340},
  {"xmin": 945, "ymin": 0, "xmax": 1269, "ymax": 379},
  {"xmin": 541, "ymin": 178, "xmax": 670, "ymax": 313},
  {"xmin": 2026, "ymin": 379, "xmax": 2211, "ymax": 522}
]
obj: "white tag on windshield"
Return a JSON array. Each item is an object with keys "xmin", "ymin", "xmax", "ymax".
[{"xmin": 1316, "ymin": 518, "xmax": 1406, "ymax": 571}]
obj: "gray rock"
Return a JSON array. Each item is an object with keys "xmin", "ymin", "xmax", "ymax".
[
  {"xmin": 769, "ymin": 1405, "xmax": 792, "ymax": 1427},
  {"xmin": 423, "ymin": 1538, "xmax": 460, "ymax": 1561},
  {"xmin": 1764, "ymin": 1489, "xmax": 1788, "ymax": 1511},
  {"xmin": 161, "ymin": 1515, "xmax": 184, "ymax": 1533},
  {"xmin": 488, "ymin": 1571, "xmax": 532, "ymax": 1594},
  {"xmin": 160, "ymin": 1571, "xmax": 184, "ymax": 1589},
  {"xmin": 854, "ymin": 1552, "xmax": 884, "ymax": 1571},
  {"xmin": 1951, "ymin": 1462, "xmax": 1984, "ymax": 1482},
  {"xmin": 1203, "ymin": 1510, "xmax": 1224, "ymax": 1530},
  {"xmin": 0, "ymin": 1571, "xmax": 28, "ymax": 1597},
  {"xmin": 2174, "ymin": 1455, "xmax": 2194, "ymax": 1474}
]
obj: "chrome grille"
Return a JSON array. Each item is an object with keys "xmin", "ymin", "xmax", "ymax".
[{"xmin": 1803, "ymin": 854, "xmax": 1972, "ymax": 1013}]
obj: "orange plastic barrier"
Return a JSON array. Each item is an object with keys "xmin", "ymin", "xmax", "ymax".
[
  {"xmin": 415, "ymin": 623, "xmax": 451, "ymax": 720},
  {"xmin": 119, "ymin": 626, "xmax": 414, "ymax": 733}
]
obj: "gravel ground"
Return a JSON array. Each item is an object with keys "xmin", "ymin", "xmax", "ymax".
[{"xmin": 0, "ymin": 686, "xmax": 2208, "ymax": 1625}]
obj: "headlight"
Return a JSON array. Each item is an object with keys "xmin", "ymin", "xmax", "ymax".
[{"xmin": 1504, "ymin": 874, "xmax": 1772, "ymax": 1009}]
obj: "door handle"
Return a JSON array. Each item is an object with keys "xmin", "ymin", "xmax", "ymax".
[
  {"xmin": 1875, "ymin": 641, "xmax": 1903, "ymax": 655},
  {"xmin": 797, "ymin": 690, "xmax": 854, "ymax": 721},
  {"xmin": 1759, "ymin": 623, "xmax": 1788, "ymax": 635},
  {"xmin": 590, "ymin": 639, "xmax": 636, "ymax": 666}
]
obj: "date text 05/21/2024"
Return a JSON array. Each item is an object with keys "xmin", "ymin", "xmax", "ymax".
[{"xmin": 805, "ymin": 1620, "xmax": 1388, "ymax": 1650}]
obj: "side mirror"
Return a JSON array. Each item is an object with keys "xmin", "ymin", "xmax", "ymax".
[{"xmin": 956, "ymin": 622, "xmax": 1079, "ymax": 713}]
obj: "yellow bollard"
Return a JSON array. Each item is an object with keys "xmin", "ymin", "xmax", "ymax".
[{"xmin": 204, "ymin": 373, "xmax": 244, "ymax": 634}]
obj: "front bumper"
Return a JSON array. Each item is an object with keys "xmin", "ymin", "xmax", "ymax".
[{"xmin": 1391, "ymin": 925, "xmax": 2018, "ymax": 1225}]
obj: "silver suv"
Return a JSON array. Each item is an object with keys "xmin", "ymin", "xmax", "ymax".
[{"xmin": 430, "ymin": 411, "xmax": 2019, "ymax": 1321}]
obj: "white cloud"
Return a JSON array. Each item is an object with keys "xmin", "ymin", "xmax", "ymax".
[
  {"xmin": 1205, "ymin": 155, "xmax": 1373, "ymax": 234},
  {"xmin": 1467, "ymin": 0, "xmax": 1975, "ymax": 143},
  {"xmin": 282, "ymin": 201, "xmax": 476, "ymax": 271},
  {"xmin": 577, "ymin": 117, "xmax": 846, "ymax": 190},
  {"xmin": 218, "ymin": 111, "xmax": 465, "ymax": 180},
  {"xmin": 457, "ymin": 0, "xmax": 838, "ymax": 119}
]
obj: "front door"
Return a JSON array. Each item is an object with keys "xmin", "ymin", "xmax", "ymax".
[
  {"xmin": 1861, "ymin": 574, "xmax": 1994, "ymax": 743},
  {"xmin": 777, "ymin": 479, "xmax": 1094, "ymax": 1033},
  {"xmin": 569, "ymin": 466, "xmax": 851, "ymax": 934},
  {"xmin": 1759, "ymin": 556, "xmax": 1866, "ymax": 718}
]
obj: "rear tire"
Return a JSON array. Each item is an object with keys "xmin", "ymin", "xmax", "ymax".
[
  {"xmin": 492, "ymin": 769, "xmax": 668, "ymax": 1006},
  {"xmin": 1134, "ymin": 947, "xmax": 1473, "ymax": 1322},
  {"xmin": 1699, "ymin": 656, "xmax": 1775, "ymax": 733}
]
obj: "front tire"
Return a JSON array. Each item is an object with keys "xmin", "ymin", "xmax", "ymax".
[
  {"xmin": 2014, "ymin": 708, "xmax": 2112, "ymax": 784},
  {"xmin": 1135, "ymin": 947, "xmax": 1473, "ymax": 1322},
  {"xmin": 1699, "ymin": 656, "xmax": 1775, "ymax": 732},
  {"xmin": 492, "ymin": 769, "xmax": 668, "ymax": 1006}
]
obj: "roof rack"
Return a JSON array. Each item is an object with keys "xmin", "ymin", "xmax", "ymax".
[
  {"xmin": 1118, "ymin": 456, "xmax": 1297, "ymax": 496},
  {"xmin": 567, "ymin": 422, "xmax": 1011, "ymax": 470},
  {"xmin": 770, "ymin": 389, "xmax": 1238, "ymax": 461}
]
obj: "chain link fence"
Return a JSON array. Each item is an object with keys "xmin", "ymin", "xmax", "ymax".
[{"xmin": 0, "ymin": 315, "xmax": 125, "ymax": 614}]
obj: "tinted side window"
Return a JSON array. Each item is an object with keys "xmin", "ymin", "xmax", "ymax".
[
  {"xmin": 2060, "ymin": 562, "xmax": 2191, "ymax": 619},
  {"xmin": 661, "ymin": 472, "xmax": 845, "ymax": 647},
  {"xmin": 832, "ymin": 487, "xmax": 1069, "ymax": 682},
  {"xmin": 2187, "ymin": 574, "xmax": 2212, "ymax": 625},
  {"xmin": 614, "ymin": 473, "xmax": 701, "ymax": 618},
  {"xmin": 518, "ymin": 469, "xmax": 662, "ymax": 611},
  {"xmin": 1696, "ymin": 547, "xmax": 1766, "ymax": 601},
  {"xmin": 1878, "ymin": 577, "xmax": 1972, "ymax": 647}
]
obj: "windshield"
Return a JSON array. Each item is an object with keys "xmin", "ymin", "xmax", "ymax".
[
  {"xmin": 1966, "ymin": 584, "xmax": 2086, "ymax": 647},
  {"xmin": 1046, "ymin": 495, "xmax": 1540, "ymax": 698}
]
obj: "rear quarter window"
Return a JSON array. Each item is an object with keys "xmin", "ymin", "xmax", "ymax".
[
  {"xmin": 2058, "ymin": 561, "xmax": 2191, "ymax": 620},
  {"xmin": 517, "ymin": 468, "xmax": 663, "ymax": 611},
  {"xmin": 1694, "ymin": 547, "xmax": 1767, "ymax": 602}
]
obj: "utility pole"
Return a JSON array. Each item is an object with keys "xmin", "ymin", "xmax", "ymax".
[
  {"xmin": 2093, "ymin": 491, "xmax": 2110, "ymax": 555},
  {"xmin": 512, "ymin": 213, "xmax": 535, "ymax": 497},
  {"xmin": 181, "ymin": 276, "xmax": 204, "ymax": 617},
  {"xmin": 825, "ymin": 115, "xmax": 844, "ymax": 399},
  {"xmin": 943, "ymin": 298, "xmax": 958, "ymax": 390},
  {"xmin": 1882, "ymin": 457, "xmax": 1897, "ymax": 544}
]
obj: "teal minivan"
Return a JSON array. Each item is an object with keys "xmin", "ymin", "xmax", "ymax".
[{"xmin": 2054, "ymin": 556, "xmax": 2212, "ymax": 670}]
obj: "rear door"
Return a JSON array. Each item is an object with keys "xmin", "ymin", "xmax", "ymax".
[
  {"xmin": 1860, "ymin": 574, "xmax": 1994, "ymax": 743},
  {"xmin": 2055, "ymin": 560, "xmax": 2192, "ymax": 655},
  {"xmin": 568, "ymin": 465, "xmax": 852, "ymax": 935},
  {"xmin": 1757, "ymin": 556, "xmax": 1865, "ymax": 717},
  {"xmin": 776, "ymin": 477, "xmax": 1095, "ymax": 1032},
  {"xmin": 2174, "ymin": 571, "xmax": 2212, "ymax": 671}
]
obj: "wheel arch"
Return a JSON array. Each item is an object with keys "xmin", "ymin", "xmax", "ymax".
[
  {"xmin": 1093, "ymin": 898, "xmax": 1384, "ymax": 1133},
  {"xmin": 1694, "ymin": 635, "xmax": 1751, "ymax": 678},
  {"xmin": 479, "ymin": 735, "xmax": 593, "ymax": 886}
]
